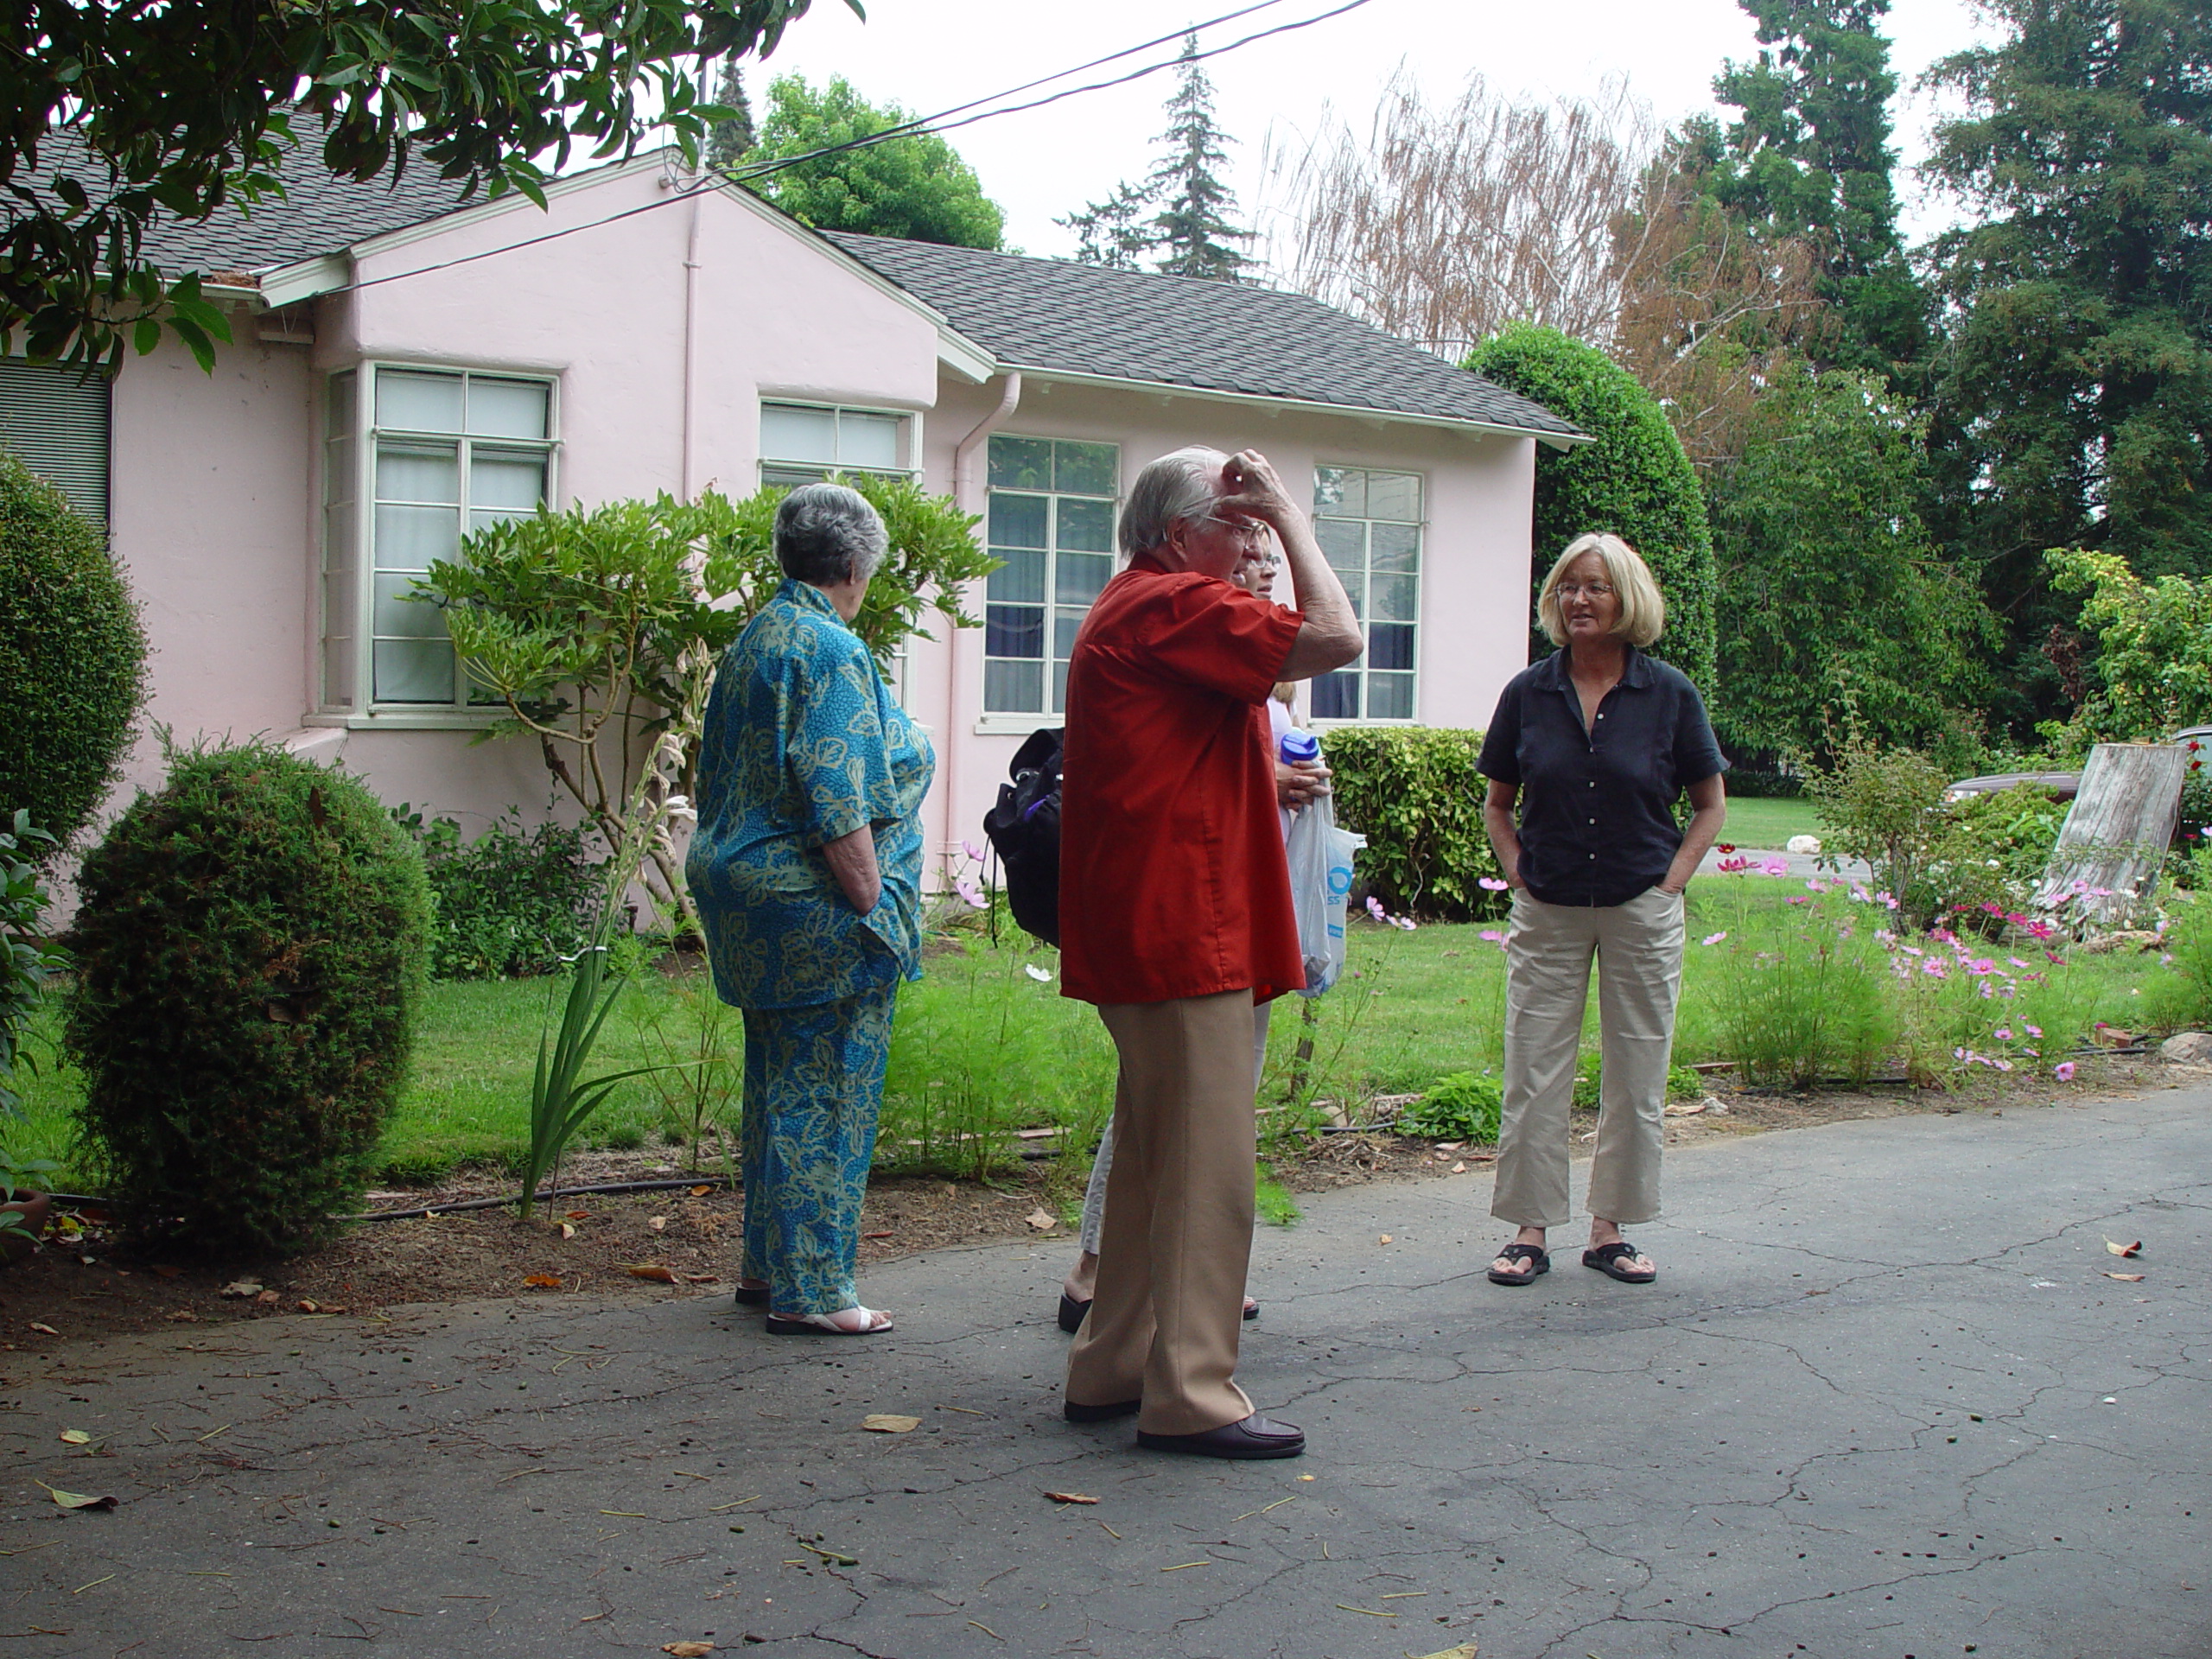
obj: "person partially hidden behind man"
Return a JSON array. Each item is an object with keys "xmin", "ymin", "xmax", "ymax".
[{"xmin": 1055, "ymin": 446, "xmax": 1363, "ymax": 1459}]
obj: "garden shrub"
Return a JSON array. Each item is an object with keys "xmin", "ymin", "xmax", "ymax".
[
  {"xmin": 392, "ymin": 806, "xmax": 599, "ymax": 979},
  {"xmin": 1322, "ymin": 728, "xmax": 1503, "ymax": 921},
  {"xmin": 0, "ymin": 450, "xmax": 147, "ymax": 849},
  {"xmin": 1, "ymin": 811, "xmax": 62, "ymax": 1119},
  {"xmin": 65, "ymin": 741, "xmax": 431, "ymax": 1255},
  {"xmin": 1395, "ymin": 1071, "xmax": 1502, "ymax": 1141},
  {"xmin": 1465, "ymin": 322, "xmax": 1718, "ymax": 691}
]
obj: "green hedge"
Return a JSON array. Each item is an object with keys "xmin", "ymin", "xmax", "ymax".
[
  {"xmin": 1323, "ymin": 727, "xmax": 1504, "ymax": 922},
  {"xmin": 0, "ymin": 451, "xmax": 146, "ymax": 848},
  {"xmin": 1465, "ymin": 323, "xmax": 1717, "ymax": 693}
]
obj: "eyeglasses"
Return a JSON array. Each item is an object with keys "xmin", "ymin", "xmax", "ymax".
[
  {"xmin": 1201, "ymin": 514, "xmax": 1273, "ymax": 548},
  {"xmin": 1554, "ymin": 581, "xmax": 1615, "ymax": 600}
]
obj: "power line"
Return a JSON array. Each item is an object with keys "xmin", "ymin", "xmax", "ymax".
[{"xmin": 347, "ymin": 0, "xmax": 1375, "ymax": 293}]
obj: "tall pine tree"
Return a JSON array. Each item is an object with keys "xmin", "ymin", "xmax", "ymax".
[
  {"xmin": 1708, "ymin": 0, "xmax": 1926, "ymax": 381},
  {"xmin": 707, "ymin": 60, "xmax": 758, "ymax": 171},
  {"xmin": 1060, "ymin": 35, "xmax": 1251, "ymax": 280},
  {"xmin": 1923, "ymin": 0, "xmax": 2212, "ymax": 727}
]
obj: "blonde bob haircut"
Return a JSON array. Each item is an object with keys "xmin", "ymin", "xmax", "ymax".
[{"xmin": 1536, "ymin": 531, "xmax": 1667, "ymax": 650}]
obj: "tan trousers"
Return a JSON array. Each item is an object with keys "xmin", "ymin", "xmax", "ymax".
[
  {"xmin": 1492, "ymin": 885, "xmax": 1684, "ymax": 1230},
  {"xmin": 1066, "ymin": 988, "xmax": 1257, "ymax": 1435}
]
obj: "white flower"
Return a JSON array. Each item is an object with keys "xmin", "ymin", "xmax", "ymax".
[{"xmin": 1024, "ymin": 963, "xmax": 1053, "ymax": 982}]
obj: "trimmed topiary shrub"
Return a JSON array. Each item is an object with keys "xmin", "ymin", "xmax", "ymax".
[
  {"xmin": 1465, "ymin": 322, "xmax": 1718, "ymax": 693},
  {"xmin": 64, "ymin": 741, "xmax": 431, "ymax": 1255},
  {"xmin": 0, "ymin": 450, "xmax": 146, "ymax": 849},
  {"xmin": 1322, "ymin": 727, "xmax": 1503, "ymax": 922}
]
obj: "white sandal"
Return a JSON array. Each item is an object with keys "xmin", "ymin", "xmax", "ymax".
[{"xmin": 765, "ymin": 1306, "xmax": 893, "ymax": 1336}]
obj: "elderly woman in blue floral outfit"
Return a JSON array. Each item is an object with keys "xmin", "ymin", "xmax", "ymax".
[{"xmin": 686, "ymin": 483, "xmax": 933, "ymax": 1337}]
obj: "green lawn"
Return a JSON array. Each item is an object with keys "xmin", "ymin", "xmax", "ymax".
[
  {"xmin": 1718, "ymin": 794, "xmax": 1822, "ymax": 849},
  {"xmin": 10, "ymin": 874, "xmax": 2177, "ymax": 1192}
]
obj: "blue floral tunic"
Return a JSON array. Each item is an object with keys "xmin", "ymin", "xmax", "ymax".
[
  {"xmin": 687, "ymin": 578, "xmax": 934, "ymax": 1010},
  {"xmin": 686, "ymin": 578, "xmax": 933, "ymax": 1316}
]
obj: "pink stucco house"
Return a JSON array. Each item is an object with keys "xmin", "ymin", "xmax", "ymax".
[{"xmin": 0, "ymin": 150, "xmax": 1581, "ymax": 866}]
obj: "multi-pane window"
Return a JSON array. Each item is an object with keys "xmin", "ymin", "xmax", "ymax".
[
  {"xmin": 759, "ymin": 402, "xmax": 912, "ymax": 487},
  {"xmin": 1311, "ymin": 467, "xmax": 1422, "ymax": 721},
  {"xmin": 0, "ymin": 356, "xmax": 109, "ymax": 525},
  {"xmin": 321, "ymin": 365, "xmax": 555, "ymax": 711},
  {"xmin": 982, "ymin": 435, "xmax": 1118, "ymax": 715}
]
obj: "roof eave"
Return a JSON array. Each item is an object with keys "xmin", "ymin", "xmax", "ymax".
[{"xmin": 1007, "ymin": 363, "xmax": 1592, "ymax": 447}]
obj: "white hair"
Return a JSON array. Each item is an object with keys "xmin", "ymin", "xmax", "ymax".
[
  {"xmin": 1120, "ymin": 446, "xmax": 1229, "ymax": 557},
  {"xmin": 775, "ymin": 483, "xmax": 889, "ymax": 585}
]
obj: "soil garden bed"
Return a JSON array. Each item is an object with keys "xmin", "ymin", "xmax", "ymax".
[{"xmin": 0, "ymin": 1052, "xmax": 2177, "ymax": 1362}]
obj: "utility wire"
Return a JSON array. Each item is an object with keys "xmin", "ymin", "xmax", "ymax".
[{"xmin": 346, "ymin": 0, "xmax": 1375, "ymax": 292}]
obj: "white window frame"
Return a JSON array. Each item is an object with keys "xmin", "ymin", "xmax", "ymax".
[
  {"xmin": 976, "ymin": 433, "xmax": 1121, "ymax": 734},
  {"xmin": 1308, "ymin": 465, "xmax": 1425, "ymax": 727},
  {"xmin": 757, "ymin": 400, "xmax": 921, "ymax": 487},
  {"xmin": 314, "ymin": 361, "xmax": 560, "ymax": 726}
]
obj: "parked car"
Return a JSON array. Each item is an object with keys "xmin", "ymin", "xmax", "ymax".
[{"xmin": 1941, "ymin": 771, "xmax": 2082, "ymax": 804}]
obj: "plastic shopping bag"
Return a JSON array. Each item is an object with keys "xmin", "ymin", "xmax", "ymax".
[{"xmin": 1287, "ymin": 795, "xmax": 1364, "ymax": 997}]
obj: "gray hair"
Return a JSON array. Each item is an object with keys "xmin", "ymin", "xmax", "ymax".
[
  {"xmin": 775, "ymin": 482, "xmax": 889, "ymax": 586},
  {"xmin": 1120, "ymin": 445, "xmax": 1230, "ymax": 557}
]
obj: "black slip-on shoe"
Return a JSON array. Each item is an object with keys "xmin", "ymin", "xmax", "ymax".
[
  {"xmin": 732, "ymin": 1284, "xmax": 769, "ymax": 1307},
  {"xmin": 1057, "ymin": 1292, "xmax": 1090, "ymax": 1333},
  {"xmin": 1135, "ymin": 1413, "xmax": 1305, "ymax": 1459},
  {"xmin": 1064, "ymin": 1398, "xmax": 1141, "ymax": 1424}
]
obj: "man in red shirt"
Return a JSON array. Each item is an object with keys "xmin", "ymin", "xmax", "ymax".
[{"xmin": 1058, "ymin": 446, "xmax": 1363, "ymax": 1459}]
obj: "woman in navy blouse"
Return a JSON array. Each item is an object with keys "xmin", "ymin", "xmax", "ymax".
[{"xmin": 1475, "ymin": 533, "xmax": 1726, "ymax": 1287}]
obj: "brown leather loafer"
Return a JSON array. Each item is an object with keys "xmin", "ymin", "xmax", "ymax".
[
  {"xmin": 1136, "ymin": 1413, "xmax": 1305, "ymax": 1459},
  {"xmin": 1064, "ymin": 1398, "xmax": 1141, "ymax": 1423}
]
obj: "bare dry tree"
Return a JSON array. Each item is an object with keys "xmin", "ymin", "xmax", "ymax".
[
  {"xmin": 1262, "ymin": 74, "xmax": 1829, "ymax": 471},
  {"xmin": 1258, "ymin": 69, "xmax": 1659, "ymax": 359},
  {"xmin": 1610, "ymin": 136, "xmax": 1830, "ymax": 471}
]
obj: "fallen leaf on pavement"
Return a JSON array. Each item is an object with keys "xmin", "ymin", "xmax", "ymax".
[
  {"xmin": 559, "ymin": 1224, "xmax": 576, "ymax": 1241},
  {"xmin": 28, "ymin": 1322, "xmax": 58, "ymax": 1335},
  {"xmin": 2106, "ymin": 1238, "xmax": 2144, "ymax": 1257},
  {"xmin": 1407, "ymin": 1646, "xmax": 1478, "ymax": 1659},
  {"xmin": 1026, "ymin": 1208, "xmax": 1058, "ymax": 1231},
  {"xmin": 2103, "ymin": 1271, "xmax": 2145, "ymax": 1281},
  {"xmin": 1378, "ymin": 1235, "xmax": 1393, "ymax": 1245},
  {"xmin": 647, "ymin": 1216, "xmax": 668, "ymax": 1233},
  {"xmin": 625, "ymin": 1264, "xmax": 679, "ymax": 1283},
  {"xmin": 255, "ymin": 1290, "xmax": 280, "ymax": 1306},
  {"xmin": 683, "ymin": 1273, "xmax": 721, "ymax": 1284},
  {"xmin": 166, "ymin": 1310, "xmax": 200, "ymax": 1323},
  {"xmin": 1044, "ymin": 1491, "xmax": 1098, "ymax": 1504},
  {"xmin": 523, "ymin": 1274, "xmax": 562, "ymax": 1289},
  {"xmin": 38, "ymin": 1484, "xmax": 116, "ymax": 1511},
  {"xmin": 861, "ymin": 1414, "xmax": 919, "ymax": 1433},
  {"xmin": 219, "ymin": 1281, "xmax": 264, "ymax": 1299},
  {"xmin": 861, "ymin": 1230, "xmax": 894, "ymax": 1239},
  {"xmin": 1450, "ymin": 1161, "xmax": 1466, "ymax": 1173},
  {"xmin": 663, "ymin": 1643, "xmax": 715, "ymax": 1656},
  {"xmin": 59, "ymin": 1431, "xmax": 92, "ymax": 1446}
]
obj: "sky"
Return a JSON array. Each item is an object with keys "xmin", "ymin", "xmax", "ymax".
[{"xmin": 753, "ymin": 0, "xmax": 1999, "ymax": 261}]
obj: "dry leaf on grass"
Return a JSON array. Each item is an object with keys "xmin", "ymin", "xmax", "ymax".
[
  {"xmin": 38, "ymin": 1483, "xmax": 116, "ymax": 1511},
  {"xmin": 523, "ymin": 1274, "xmax": 562, "ymax": 1290},
  {"xmin": 1044, "ymin": 1491, "xmax": 1098, "ymax": 1505},
  {"xmin": 296, "ymin": 1300, "xmax": 346, "ymax": 1314},
  {"xmin": 559, "ymin": 1224, "xmax": 577, "ymax": 1240},
  {"xmin": 861, "ymin": 1414, "xmax": 920, "ymax": 1433},
  {"xmin": 689, "ymin": 1185, "xmax": 712, "ymax": 1198},
  {"xmin": 663, "ymin": 1643, "xmax": 715, "ymax": 1656},
  {"xmin": 255, "ymin": 1289, "xmax": 280, "ymax": 1306},
  {"xmin": 1025, "ymin": 1208, "xmax": 1058, "ymax": 1231},
  {"xmin": 28, "ymin": 1322, "xmax": 58, "ymax": 1335},
  {"xmin": 861, "ymin": 1230, "xmax": 894, "ymax": 1240},
  {"xmin": 2105, "ymin": 1238, "xmax": 2143, "ymax": 1258},
  {"xmin": 2103, "ymin": 1271, "xmax": 2145, "ymax": 1281},
  {"xmin": 58, "ymin": 1430, "xmax": 92, "ymax": 1446},
  {"xmin": 647, "ymin": 1217, "xmax": 668, "ymax": 1233},
  {"xmin": 219, "ymin": 1281, "xmax": 263, "ymax": 1299},
  {"xmin": 1662, "ymin": 1099, "xmax": 1707, "ymax": 1117},
  {"xmin": 624, "ymin": 1264, "xmax": 679, "ymax": 1283}
]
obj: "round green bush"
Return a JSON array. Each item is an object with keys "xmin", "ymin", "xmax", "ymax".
[
  {"xmin": 1465, "ymin": 322, "xmax": 1718, "ymax": 692},
  {"xmin": 64, "ymin": 742, "xmax": 431, "ymax": 1255},
  {"xmin": 0, "ymin": 449, "xmax": 146, "ymax": 847}
]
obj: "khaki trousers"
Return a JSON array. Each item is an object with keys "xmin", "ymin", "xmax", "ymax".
[
  {"xmin": 1066, "ymin": 988, "xmax": 1257, "ymax": 1435},
  {"xmin": 1492, "ymin": 885, "xmax": 1684, "ymax": 1230}
]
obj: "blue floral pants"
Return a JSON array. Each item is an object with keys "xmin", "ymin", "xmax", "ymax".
[{"xmin": 739, "ymin": 984, "xmax": 897, "ymax": 1315}]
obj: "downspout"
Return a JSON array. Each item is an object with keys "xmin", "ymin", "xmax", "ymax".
[
  {"xmin": 943, "ymin": 372, "xmax": 1022, "ymax": 862},
  {"xmin": 680, "ymin": 189, "xmax": 704, "ymax": 500}
]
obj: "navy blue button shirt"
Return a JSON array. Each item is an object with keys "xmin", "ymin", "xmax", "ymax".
[{"xmin": 1477, "ymin": 646, "xmax": 1726, "ymax": 908}]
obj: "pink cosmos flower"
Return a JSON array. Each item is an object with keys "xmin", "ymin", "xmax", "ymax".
[
  {"xmin": 962, "ymin": 838, "xmax": 985, "ymax": 865},
  {"xmin": 1922, "ymin": 958, "xmax": 1949, "ymax": 978},
  {"xmin": 1717, "ymin": 855, "xmax": 1751, "ymax": 874},
  {"xmin": 953, "ymin": 877, "xmax": 985, "ymax": 909},
  {"xmin": 1760, "ymin": 857, "xmax": 1789, "ymax": 877},
  {"xmin": 1367, "ymin": 895, "xmax": 1387, "ymax": 922},
  {"xmin": 1478, "ymin": 929, "xmax": 1506, "ymax": 943},
  {"xmin": 2055, "ymin": 1061, "xmax": 2076, "ymax": 1082},
  {"xmin": 1701, "ymin": 931, "xmax": 1728, "ymax": 946},
  {"xmin": 2023, "ymin": 1024, "xmax": 2043, "ymax": 1038},
  {"xmin": 1478, "ymin": 875, "xmax": 1510, "ymax": 891},
  {"xmin": 1994, "ymin": 1027, "xmax": 2012, "ymax": 1041},
  {"xmin": 2007, "ymin": 957, "xmax": 2032, "ymax": 969},
  {"xmin": 1849, "ymin": 884, "xmax": 1872, "ymax": 903},
  {"xmin": 1966, "ymin": 958, "xmax": 1995, "ymax": 976}
]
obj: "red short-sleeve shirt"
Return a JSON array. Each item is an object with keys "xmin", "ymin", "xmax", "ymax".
[{"xmin": 1058, "ymin": 554, "xmax": 1305, "ymax": 1006}]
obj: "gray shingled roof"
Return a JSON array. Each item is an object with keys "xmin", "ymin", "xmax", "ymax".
[
  {"xmin": 823, "ymin": 232, "xmax": 1583, "ymax": 442},
  {"xmin": 28, "ymin": 132, "xmax": 479, "ymax": 275}
]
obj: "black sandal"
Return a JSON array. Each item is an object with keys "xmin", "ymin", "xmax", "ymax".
[
  {"xmin": 1487, "ymin": 1242, "xmax": 1549, "ymax": 1286},
  {"xmin": 1583, "ymin": 1241, "xmax": 1656, "ymax": 1283}
]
